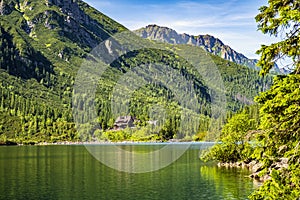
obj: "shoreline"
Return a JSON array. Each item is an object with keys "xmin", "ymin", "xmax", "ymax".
[
  {"xmin": 36, "ymin": 141, "xmax": 216, "ymax": 146},
  {"xmin": 0, "ymin": 140, "xmax": 217, "ymax": 146}
]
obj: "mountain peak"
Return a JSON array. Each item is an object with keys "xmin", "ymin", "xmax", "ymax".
[{"xmin": 135, "ymin": 25, "xmax": 280, "ymax": 72}]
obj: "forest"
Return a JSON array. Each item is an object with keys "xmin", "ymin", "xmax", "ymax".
[
  {"xmin": 0, "ymin": 0, "xmax": 273, "ymax": 144},
  {"xmin": 203, "ymin": 0, "xmax": 300, "ymax": 199}
]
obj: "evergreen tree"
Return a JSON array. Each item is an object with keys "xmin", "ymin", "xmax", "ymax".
[{"xmin": 249, "ymin": 0, "xmax": 300, "ymax": 199}]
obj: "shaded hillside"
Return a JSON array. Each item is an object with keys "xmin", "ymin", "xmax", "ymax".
[{"xmin": 0, "ymin": 0, "xmax": 272, "ymax": 143}]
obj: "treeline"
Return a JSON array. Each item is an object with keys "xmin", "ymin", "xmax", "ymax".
[
  {"xmin": 212, "ymin": 54, "xmax": 273, "ymax": 111},
  {"xmin": 73, "ymin": 48, "xmax": 215, "ymax": 141},
  {"xmin": 73, "ymin": 48, "xmax": 268, "ymax": 142},
  {"xmin": 0, "ymin": 45, "xmax": 273, "ymax": 143},
  {"xmin": 0, "ymin": 79, "xmax": 77, "ymax": 144}
]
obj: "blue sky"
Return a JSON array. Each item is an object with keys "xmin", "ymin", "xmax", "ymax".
[{"xmin": 84, "ymin": 0, "xmax": 277, "ymax": 60}]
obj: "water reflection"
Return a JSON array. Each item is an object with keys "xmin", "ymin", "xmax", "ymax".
[
  {"xmin": 0, "ymin": 144, "xmax": 254, "ymax": 200},
  {"xmin": 200, "ymin": 164, "xmax": 254, "ymax": 199}
]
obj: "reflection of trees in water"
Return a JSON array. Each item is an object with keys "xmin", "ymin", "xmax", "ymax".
[{"xmin": 199, "ymin": 165, "xmax": 254, "ymax": 199}]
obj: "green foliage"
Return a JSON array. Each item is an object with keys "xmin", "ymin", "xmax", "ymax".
[
  {"xmin": 0, "ymin": 0, "xmax": 126, "ymax": 143},
  {"xmin": 98, "ymin": 128, "xmax": 160, "ymax": 142},
  {"xmin": 249, "ymin": 75, "xmax": 300, "ymax": 199},
  {"xmin": 250, "ymin": 167, "xmax": 300, "ymax": 199},
  {"xmin": 250, "ymin": 147, "xmax": 300, "ymax": 199},
  {"xmin": 211, "ymin": 54, "xmax": 273, "ymax": 111},
  {"xmin": 254, "ymin": 75, "xmax": 300, "ymax": 158},
  {"xmin": 192, "ymin": 131, "xmax": 207, "ymax": 141},
  {"xmin": 205, "ymin": 1, "xmax": 299, "ymax": 197},
  {"xmin": 247, "ymin": 1, "xmax": 300, "ymax": 199},
  {"xmin": 100, "ymin": 130, "xmax": 131, "ymax": 142},
  {"xmin": 255, "ymin": 0, "xmax": 300, "ymax": 75},
  {"xmin": 0, "ymin": 0, "xmax": 271, "ymax": 144},
  {"xmin": 201, "ymin": 108, "xmax": 258, "ymax": 163}
]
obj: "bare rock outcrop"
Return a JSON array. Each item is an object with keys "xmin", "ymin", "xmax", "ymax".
[{"xmin": 217, "ymin": 158, "xmax": 289, "ymax": 182}]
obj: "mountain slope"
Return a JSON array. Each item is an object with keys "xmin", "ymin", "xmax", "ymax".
[
  {"xmin": 135, "ymin": 25, "xmax": 281, "ymax": 73},
  {"xmin": 0, "ymin": 0, "xmax": 127, "ymax": 143},
  {"xmin": 0, "ymin": 0, "xmax": 272, "ymax": 143}
]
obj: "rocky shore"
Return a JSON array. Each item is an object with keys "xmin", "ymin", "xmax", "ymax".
[{"xmin": 217, "ymin": 158, "xmax": 289, "ymax": 182}]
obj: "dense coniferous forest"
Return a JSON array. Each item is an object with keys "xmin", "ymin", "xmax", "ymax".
[{"xmin": 0, "ymin": 0, "xmax": 272, "ymax": 144}]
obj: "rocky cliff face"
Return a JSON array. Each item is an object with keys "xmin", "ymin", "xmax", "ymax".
[{"xmin": 135, "ymin": 25, "xmax": 280, "ymax": 72}]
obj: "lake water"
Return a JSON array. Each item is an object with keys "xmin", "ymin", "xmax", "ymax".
[{"xmin": 0, "ymin": 143, "xmax": 255, "ymax": 200}]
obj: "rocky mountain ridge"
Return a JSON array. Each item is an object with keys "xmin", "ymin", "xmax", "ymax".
[{"xmin": 135, "ymin": 25, "xmax": 281, "ymax": 73}]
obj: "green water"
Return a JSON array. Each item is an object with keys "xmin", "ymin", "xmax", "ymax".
[{"xmin": 0, "ymin": 144, "xmax": 254, "ymax": 200}]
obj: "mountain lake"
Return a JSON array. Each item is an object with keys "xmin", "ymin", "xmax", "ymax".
[{"xmin": 0, "ymin": 143, "xmax": 256, "ymax": 200}]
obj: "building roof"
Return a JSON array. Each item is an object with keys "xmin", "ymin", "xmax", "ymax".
[{"xmin": 114, "ymin": 116, "xmax": 135, "ymax": 128}]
